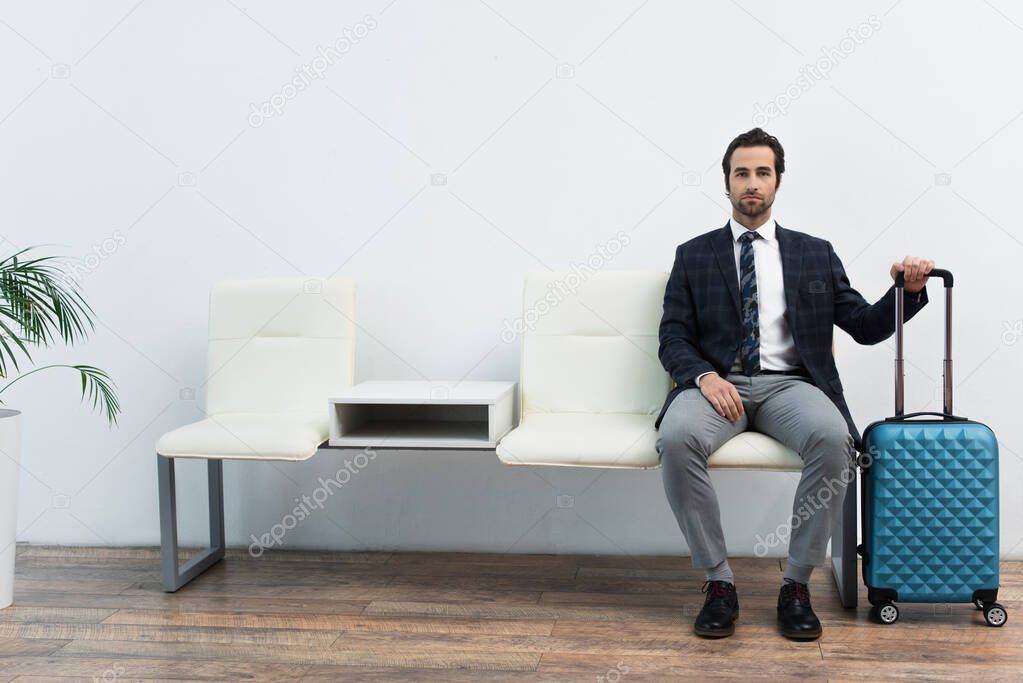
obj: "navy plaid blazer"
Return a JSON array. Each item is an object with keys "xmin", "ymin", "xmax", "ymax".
[{"xmin": 655, "ymin": 222, "xmax": 929, "ymax": 450}]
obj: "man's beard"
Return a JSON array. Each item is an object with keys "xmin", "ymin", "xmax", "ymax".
[{"xmin": 732, "ymin": 194, "xmax": 772, "ymax": 219}]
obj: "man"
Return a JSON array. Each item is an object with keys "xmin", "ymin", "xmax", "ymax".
[{"xmin": 654, "ymin": 128, "xmax": 934, "ymax": 640}]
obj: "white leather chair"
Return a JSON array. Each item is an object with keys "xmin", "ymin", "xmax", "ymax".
[
  {"xmin": 155, "ymin": 277, "xmax": 356, "ymax": 591},
  {"xmin": 496, "ymin": 270, "xmax": 804, "ymax": 470},
  {"xmin": 496, "ymin": 270, "xmax": 856, "ymax": 606}
]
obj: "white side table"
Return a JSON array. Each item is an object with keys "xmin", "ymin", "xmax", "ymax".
[{"xmin": 328, "ymin": 381, "xmax": 517, "ymax": 449}]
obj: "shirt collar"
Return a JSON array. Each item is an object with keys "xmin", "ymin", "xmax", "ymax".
[{"xmin": 729, "ymin": 217, "xmax": 777, "ymax": 245}]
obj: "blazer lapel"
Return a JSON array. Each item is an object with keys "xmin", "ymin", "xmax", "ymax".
[
  {"xmin": 775, "ymin": 223, "xmax": 804, "ymax": 322},
  {"xmin": 712, "ymin": 220, "xmax": 805, "ymax": 326},
  {"xmin": 711, "ymin": 223, "xmax": 741, "ymax": 323}
]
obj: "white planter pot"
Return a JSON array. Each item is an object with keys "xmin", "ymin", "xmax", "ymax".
[{"xmin": 0, "ymin": 409, "xmax": 21, "ymax": 609}]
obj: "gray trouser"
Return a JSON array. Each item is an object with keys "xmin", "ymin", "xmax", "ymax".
[{"xmin": 655, "ymin": 372, "xmax": 856, "ymax": 570}]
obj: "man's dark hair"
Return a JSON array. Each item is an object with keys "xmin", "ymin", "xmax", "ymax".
[{"xmin": 722, "ymin": 128, "xmax": 785, "ymax": 189}]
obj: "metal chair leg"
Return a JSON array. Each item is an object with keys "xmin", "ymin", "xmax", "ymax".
[
  {"xmin": 830, "ymin": 463, "xmax": 858, "ymax": 608},
  {"xmin": 158, "ymin": 454, "xmax": 226, "ymax": 592}
]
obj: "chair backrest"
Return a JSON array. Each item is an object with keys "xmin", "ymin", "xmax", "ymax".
[
  {"xmin": 205, "ymin": 278, "xmax": 356, "ymax": 415},
  {"xmin": 518, "ymin": 270, "xmax": 671, "ymax": 418}
]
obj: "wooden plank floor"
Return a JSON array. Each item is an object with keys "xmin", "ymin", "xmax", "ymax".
[{"xmin": 0, "ymin": 546, "xmax": 1019, "ymax": 681}]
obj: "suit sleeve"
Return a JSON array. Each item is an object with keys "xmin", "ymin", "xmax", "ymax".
[
  {"xmin": 658, "ymin": 245, "xmax": 716, "ymax": 388},
  {"xmin": 829, "ymin": 241, "xmax": 929, "ymax": 345}
]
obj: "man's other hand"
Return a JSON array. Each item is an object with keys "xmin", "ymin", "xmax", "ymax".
[
  {"xmin": 890, "ymin": 256, "xmax": 935, "ymax": 294},
  {"xmin": 699, "ymin": 374, "xmax": 745, "ymax": 422}
]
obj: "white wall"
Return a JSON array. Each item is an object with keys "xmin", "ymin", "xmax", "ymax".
[{"xmin": 3, "ymin": 0, "xmax": 1021, "ymax": 559}]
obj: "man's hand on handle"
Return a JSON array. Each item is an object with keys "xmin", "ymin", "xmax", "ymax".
[
  {"xmin": 699, "ymin": 373, "xmax": 745, "ymax": 423},
  {"xmin": 890, "ymin": 255, "xmax": 935, "ymax": 294}
]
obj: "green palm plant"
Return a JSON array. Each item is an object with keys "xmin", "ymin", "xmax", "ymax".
[{"xmin": 0, "ymin": 247, "xmax": 120, "ymax": 426}]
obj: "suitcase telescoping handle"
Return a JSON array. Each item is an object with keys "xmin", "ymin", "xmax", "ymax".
[{"xmin": 894, "ymin": 268, "xmax": 954, "ymax": 418}]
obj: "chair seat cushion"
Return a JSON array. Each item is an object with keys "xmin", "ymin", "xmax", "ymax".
[
  {"xmin": 706, "ymin": 431, "xmax": 802, "ymax": 471},
  {"xmin": 495, "ymin": 413, "xmax": 803, "ymax": 471},
  {"xmin": 496, "ymin": 413, "xmax": 660, "ymax": 468},
  {"xmin": 156, "ymin": 413, "xmax": 327, "ymax": 461}
]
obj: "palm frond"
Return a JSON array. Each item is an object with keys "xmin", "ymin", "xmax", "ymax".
[
  {"xmin": 0, "ymin": 362, "xmax": 120, "ymax": 427},
  {"xmin": 75, "ymin": 364, "xmax": 120, "ymax": 427},
  {"xmin": 0, "ymin": 246, "xmax": 120, "ymax": 428},
  {"xmin": 0, "ymin": 247, "xmax": 96, "ymax": 377}
]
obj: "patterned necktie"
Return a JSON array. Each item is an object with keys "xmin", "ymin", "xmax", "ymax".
[{"xmin": 738, "ymin": 230, "xmax": 762, "ymax": 376}]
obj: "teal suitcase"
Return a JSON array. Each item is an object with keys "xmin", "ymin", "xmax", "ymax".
[{"xmin": 858, "ymin": 269, "xmax": 1005, "ymax": 626}]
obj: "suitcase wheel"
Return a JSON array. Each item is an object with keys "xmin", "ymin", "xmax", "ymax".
[
  {"xmin": 974, "ymin": 598, "xmax": 985, "ymax": 611},
  {"xmin": 870, "ymin": 602, "xmax": 899, "ymax": 625},
  {"xmin": 983, "ymin": 603, "xmax": 1007, "ymax": 627}
]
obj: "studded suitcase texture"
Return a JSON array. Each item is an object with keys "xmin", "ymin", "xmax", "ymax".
[
  {"xmin": 860, "ymin": 269, "xmax": 1000, "ymax": 607},
  {"xmin": 861, "ymin": 419, "xmax": 999, "ymax": 602}
]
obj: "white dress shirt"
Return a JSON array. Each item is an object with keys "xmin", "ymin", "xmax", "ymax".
[{"xmin": 695, "ymin": 217, "xmax": 803, "ymax": 387}]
